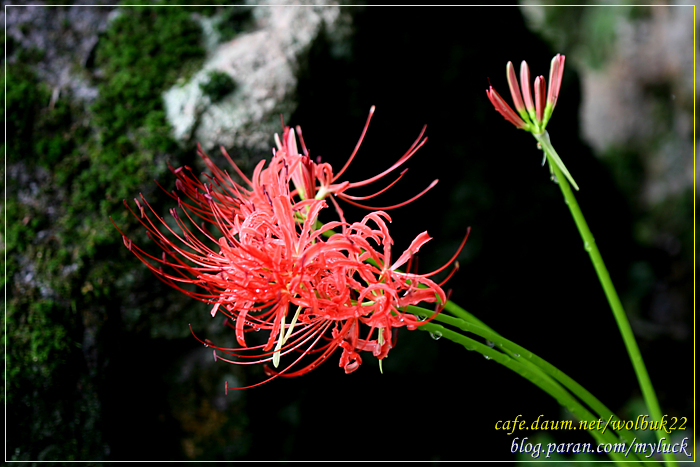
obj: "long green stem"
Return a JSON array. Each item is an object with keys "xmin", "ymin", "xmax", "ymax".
[
  {"xmin": 443, "ymin": 300, "xmax": 494, "ymax": 331},
  {"xmin": 415, "ymin": 319, "xmax": 641, "ymax": 464},
  {"xmin": 534, "ymin": 131, "xmax": 674, "ymax": 466},
  {"xmin": 410, "ymin": 305, "xmax": 641, "ymax": 454}
]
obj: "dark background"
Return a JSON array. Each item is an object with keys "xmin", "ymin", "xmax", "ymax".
[{"xmin": 5, "ymin": 3, "xmax": 694, "ymax": 461}]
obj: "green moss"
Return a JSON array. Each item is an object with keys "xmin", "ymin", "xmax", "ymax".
[
  {"xmin": 92, "ymin": 5, "xmax": 204, "ymax": 140},
  {"xmin": 5, "ymin": 61, "xmax": 46, "ymax": 161},
  {"xmin": 68, "ymin": 4, "xmax": 206, "ymax": 228},
  {"xmin": 200, "ymin": 70, "xmax": 237, "ymax": 103},
  {"xmin": 26, "ymin": 301, "xmax": 71, "ymax": 374},
  {"xmin": 6, "ymin": 3, "xmax": 212, "ymax": 459}
]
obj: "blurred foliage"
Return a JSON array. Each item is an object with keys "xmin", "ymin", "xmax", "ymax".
[{"xmin": 520, "ymin": 3, "xmax": 642, "ymax": 69}]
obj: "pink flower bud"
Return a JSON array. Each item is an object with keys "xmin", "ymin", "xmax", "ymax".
[{"xmin": 534, "ymin": 75, "xmax": 546, "ymax": 125}]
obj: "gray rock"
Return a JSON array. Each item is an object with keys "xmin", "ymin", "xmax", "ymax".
[
  {"xmin": 163, "ymin": 3, "xmax": 351, "ymax": 154},
  {"xmin": 5, "ymin": 3, "xmax": 114, "ymax": 105}
]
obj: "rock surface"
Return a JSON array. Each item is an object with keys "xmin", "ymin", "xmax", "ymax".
[
  {"xmin": 164, "ymin": 4, "xmax": 351, "ymax": 154},
  {"xmin": 5, "ymin": 3, "xmax": 114, "ymax": 104}
]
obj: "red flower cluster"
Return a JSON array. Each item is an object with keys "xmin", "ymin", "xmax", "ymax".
[{"xmin": 115, "ymin": 108, "xmax": 465, "ymax": 388}]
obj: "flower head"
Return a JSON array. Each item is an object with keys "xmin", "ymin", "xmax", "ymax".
[
  {"xmin": 485, "ymin": 54, "xmax": 578, "ymax": 191},
  {"xmin": 114, "ymin": 109, "xmax": 467, "ymax": 389},
  {"xmin": 487, "ymin": 54, "xmax": 565, "ymax": 134}
]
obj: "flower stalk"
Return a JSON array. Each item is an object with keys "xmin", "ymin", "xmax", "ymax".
[
  {"xmin": 409, "ymin": 306, "xmax": 644, "ymax": 463},
  {"xmin": 544, "ymin": 152, "xmax": 674, "ymax": 466},
  {"xmin": 488, "ymin": 54, "xmax": 675, "ymax": 466}
]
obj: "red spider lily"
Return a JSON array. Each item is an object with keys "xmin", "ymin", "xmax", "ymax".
[
  {"xmin": 196, "ymin": 211, "xmax": 468, "ymax": 386},
  {"xmin": 114, "ymin": 110, "xmax": 467, "ymax": 389},
  {"xmin": 118, "ymin": 187, "xmax": 464, "ymax": 387},
  {"xmin": 486, "ymin": 54, "xmax": 565, "ymax": 134}
]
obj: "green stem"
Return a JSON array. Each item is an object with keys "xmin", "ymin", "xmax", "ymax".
[
  {"xmin": 443, "ymin": 300, "xmax": 494, "ymax": 331},
  {"xmin": 409, "ymin": 305, "xmax": 642, "ymax": 456},
  {"xmin": 415, "ymin": 320, "xmax": 641, "ymax": 464},
  {"xmin": 534, "ymin": 132, "xmax": 674, "ymax": 466}
]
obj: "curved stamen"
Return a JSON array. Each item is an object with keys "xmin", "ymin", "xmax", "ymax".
[
  {"xmin": 425, "ymin": 227, "xmax": 471, "ymax": 278},
  {"xmin": 338, "ymin": 179, "xmax": 438, "ymax": 211},
  {"xmin": 333, "ymin": 106, "xmax": 376, "ymax": 182},
  {"xmin": 340, "ymin": 169, "xmax": 408, "ymax": 201},
  {"xmin": 346, "ymin": 126, "xmax": 427, "ymax": 188}
]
